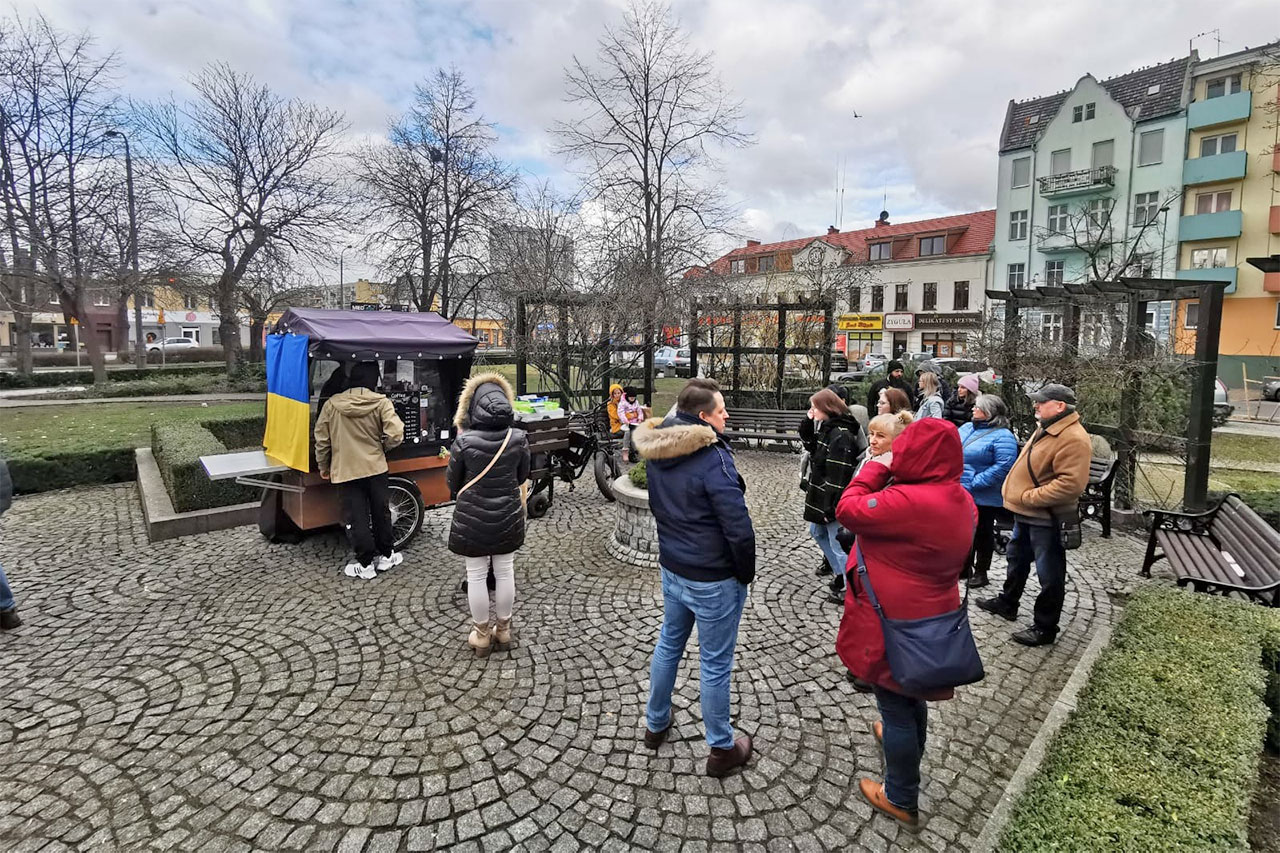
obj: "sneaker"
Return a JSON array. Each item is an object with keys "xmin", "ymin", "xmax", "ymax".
[
  {"xmin": 814, "ymin": 559, "xmax": 831, "ymax": 578},
  {"xmin": 375, "ymin": 552, "xmax": 404, "ymax": 573},
  {"xmin": 343, "ymin": 562, "xmax": 377, "ymax": 580}
]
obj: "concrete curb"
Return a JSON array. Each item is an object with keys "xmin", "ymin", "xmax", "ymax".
[
  {"xmin": 135, "ymin": 447, "xmax": 259, "ymax": 541},
  {"xmin": 970, "ymin": 620, "xmax": 1115, "ymax": 853}
]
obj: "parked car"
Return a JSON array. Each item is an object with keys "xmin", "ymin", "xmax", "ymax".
[
  {"xmin": 1261, "ymin": 377, "xmax": 1280, "ymax": 403},
  {"xmin": 861, "ymin": 352, "xmax": 887, "ymax": 370},
  {"xmin": 148, "ymin": 337, "xmax": 198, "ymax": 353},
  {"xmin": 835, "ymin": 361, "xmax": 888, "ymax": 384},
  {"xmin": 653, "ymin": 346, "xmax": 678, "ymax": 370},
  {"xmin": 1213, "ymin": 378, "xmax": 1234, "ymax": 427}
]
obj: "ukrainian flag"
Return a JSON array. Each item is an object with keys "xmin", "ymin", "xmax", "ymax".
[{"xmin": 263, "ymin": 334, "xmax": 311, "ymax": 471}]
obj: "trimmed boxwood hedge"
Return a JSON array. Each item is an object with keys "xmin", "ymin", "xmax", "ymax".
[
  {"xmin": 0, "ymin": 364, "xmax": 227, "ymax": 390},
  {"xmin": 1000, "ymin": 588, "xmax": 1280, "ymax": 852},
  {"xmin": 150, "ymin": 419, "xmax": 262, "ymax": 512}
]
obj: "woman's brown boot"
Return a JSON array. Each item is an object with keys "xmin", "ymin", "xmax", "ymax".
[
  {"xmin": 468, "ymin": 622, "xmax": 492, "ymax": 657},
  {"xmin": 493, "ymin": 617, "xmax": 513, "ymax": 649}
]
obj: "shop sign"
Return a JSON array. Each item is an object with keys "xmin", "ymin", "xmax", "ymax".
[
  {"xmin": 883, "ymin": 312, "xmax": 915, "ymax": 331},
  {"xmin": 914, "ymin": 311, "xmax": 983, "ymax": 329},
  {"xmin": 837, "ymin": 313, "xmax": 884, "ymax": 331},
  {"xmin": 350, "ymin": 302, "xmax": 410, "ymax": 312}
]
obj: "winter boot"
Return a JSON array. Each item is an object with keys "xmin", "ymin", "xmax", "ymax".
[
  {"xmin": 493, "ymin": 617, "xmax": 513, "ymax": 649},
  {"xmin": 468, "ymin": 622, "xmax": 492, "ymax": 657}
]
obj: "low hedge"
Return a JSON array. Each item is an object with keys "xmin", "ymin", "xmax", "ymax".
[
  {"xmin": 0, "ymin": 363, "xmax": 228, "ymax": 390},
  {"xmin": 151, "ymin": 421, "xmax": 260, "ymax": 512},
  {"xmin": 120, "ymin": 346, "xmax": 232, "ymax": 365},
  {"xmin": 1000, "ymin": 588, "xmax": 1280, "ymax": 852}
]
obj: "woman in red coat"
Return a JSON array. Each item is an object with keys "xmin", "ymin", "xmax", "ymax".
[{"xmin": 835, "ymin": 417, "xmax": 976, "ymax": 829}]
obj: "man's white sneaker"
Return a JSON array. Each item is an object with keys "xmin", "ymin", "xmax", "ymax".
[
  {"xmin": 343, "ymin": 562, "xmax": 377, "ymax": 580},
  {"xmin": 376, "ymin": 552, "xmax": 404, "ymax": 573}
]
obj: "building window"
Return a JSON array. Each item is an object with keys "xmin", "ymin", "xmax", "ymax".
[
  {"xmin": 141, "ymin": 291, "xmax": 155, "ymax": 309},
  {"xmin": 1041, "ymin": 311, "xmax": 1063, "ymax": 343},
  {"xmin": 183, "ymin": 295, "xmax": 199, "ymax": 310},
  {"xmin": 729, "ymin": 258, "xmax": 744, "ymax": 274},
  {"xmin": 922, "ymin": 282, "xmax": 937, "ymax": 311},
  {"xmin": 894, "ymin": 284, "xmax": 909, "ymax": 311},
  {"xmin": 1081, "ymin": 312, "xmax": 1105, "ymax": 347},
  {"xmin": 757, "ymin": 255, "xmax": 776, "ymax": 273},
  {"xmin": 870, "ymin": 286, "xmax": 884, "ymax": 312},
  {"xmin": 93, "ymin": 292, "xmax": 111, "ymax": 307},
  {"xmin": 49, "ymin": 288, "xmax": 60, "ymax": 305},
  {"xmin": 1138, "ymin": 129, "xmax": 1164, "ymax": 166},
  {"xmin": 1007, "ymin": 263, "xmax": 1026, "ymax": 288},
  {"xmin": 1087, "ymin": 198, "xmax": 1112, "ymax": 228},
  {"xmin": 1050, "ymin": 148, "xmax": 1071, "ymax": 175},
  {"xmin": 1190, "ymin": 247, "xmax": 1229, "ymax": 269},
  {"xmin": 1091, "ymin": 139, "xmax": 1114, "ymax": 169},
  {"xmin": 1184, "ymin": 302, "xmax": 1199, "ymax": 329},
  {"xmin": 1205, "ymin": 74, "xmax": 1242, "ymax": 99},
  {"xmin": 1045, "ymin": 260, "xmax": 1065, "ymax": 286},
  {"xmin": 921, "ymin": 332, "xmax": 966, "ymax": 357},
  {"xmin": 953, "ymin": 281, "xmax": 969, "ymax": 311},
  {"xmin": 1072, "ymin": 105, "xmax": 1083, "ymax": 123},
  {"xmin": 1085, "ymin": 102, "xmax": 1096, "ymax": 120},
  {"xmin": 869, "ymin": 242, "xmax": 891, "ymax": 261},
  {"xmin": 1011, "ymin": 157, "xmax": 1031, "ymax": 188},
  {"xmin": 1009, "ymin": 210, "xmax": 1028, "ymax": 240},
  {"xmin": 849, "ymin": 286, "xmax": 861, "ymax": 312},
  {"xmin": 1133, "ymin": 191, "xmax": 1161, "ymax": 225},
  {"xmin": 1199, "ymin": 133, "xmax": 1238, "ymax": 157},
  {"xmin": 918, "ymin": 236, "xmax": 946, "ymax": 257},
  {"xmin": 1195, "ymin": 190, "xmax": 1232, "ymax": 214},
  {"xmin": 1047, "ymin": 204, "xmax": 1069, "ymax": 234}
]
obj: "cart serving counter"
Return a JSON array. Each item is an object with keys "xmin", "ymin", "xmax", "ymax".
[{"xmin": 201, "ymin": 308, "xmax": 478, "ymax": 548}]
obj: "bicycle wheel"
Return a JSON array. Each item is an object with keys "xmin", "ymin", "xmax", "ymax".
[{"xmin": 593, "ymin": 448, "xmax": 619, "ymax": 501}]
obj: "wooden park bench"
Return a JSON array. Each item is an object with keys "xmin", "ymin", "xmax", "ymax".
[
  {"xmin": 1141, "ymin": 494, "xmax": 1280, "ymax": 607},
  {"xmin": 725, "ymin": 408, "xmax": 807, "ymax": 448}
]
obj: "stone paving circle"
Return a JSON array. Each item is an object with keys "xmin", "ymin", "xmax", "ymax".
[{"xmin": 0, "ymin": 450, "xmax": 1151, "ymax": 851}]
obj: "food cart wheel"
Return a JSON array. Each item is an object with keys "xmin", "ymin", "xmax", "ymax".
[
  {"xmin": 593, "ymin": 449, "xmax": 619, "ymax": 501},
  {"xmin": 526, "ymin": 491, "xmax": 551, "ymax": 519},
  {"xmin": 388, "ymin": 476, "xmax": 424, "ymax": 549}
]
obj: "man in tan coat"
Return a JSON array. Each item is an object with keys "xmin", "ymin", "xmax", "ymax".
[
  {"xmin": 315, "ymin": 361, "xmax": 405, "ymax": 579},
  {"xmin": 977, "ymin": 384, "xmax": 1091, "ymax": 646}
]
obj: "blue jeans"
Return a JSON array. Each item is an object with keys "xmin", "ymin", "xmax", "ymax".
[
  {"xmin": 809, "ymin": 520, "xmax": 846, "ymax": 577},
  {"xmin": 1000, "ymin": 521, "xmax": 1067, "ymax": 637},
  {"xmin": 0, "ymin": 562, "xmax": 14, "ymax": 611},
  {"xmin": 875, "ymin": 685, "xmax": 927, "ymax": 812},
  {"xmin": 646, "ymin": 568, "xmax": 748, "ymax": 750}
]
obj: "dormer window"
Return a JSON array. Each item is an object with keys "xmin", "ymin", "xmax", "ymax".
[
  {"xmin": 918, "ymin": 236, "xmax": 946, "ymax": 257},
  {"xmin": 869, "ymin": 242, "xmax": 891, "ymax": 261},
  {"xmin": 729, "ymin": 258, "xmax": 744, "ymax": 274},
  {"xmin": 757, "ymin": 255, "xmax": 776, "ymax": 273},
  {"xmin": 1205, "ymin": 74, "xmax": 1242, "ymax": 99}
]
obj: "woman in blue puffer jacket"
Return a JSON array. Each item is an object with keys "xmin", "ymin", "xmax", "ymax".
[{"xmin": 957, "ymin": 394, "xmax": 1019, "ymax": 588}]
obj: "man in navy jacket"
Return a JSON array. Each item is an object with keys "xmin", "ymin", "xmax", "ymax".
[{"xmin": 632, "ymin": 379, "xmax": 756, "ymax": 778}]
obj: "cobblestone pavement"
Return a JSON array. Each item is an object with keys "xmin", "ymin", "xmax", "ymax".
[{"xmin": 0, "ymin": 451, "xmax": 1150, "ymax": 851}]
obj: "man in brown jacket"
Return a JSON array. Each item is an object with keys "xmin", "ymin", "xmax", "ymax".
[
  {"xmin": 315, "ymin": 362, "xmax": 405, "ymax": 579},
  {"xmin": 977, "ymin": 384, "xmax": 1091, "ymax": 646}
]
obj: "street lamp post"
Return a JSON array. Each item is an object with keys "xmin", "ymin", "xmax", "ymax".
[
  {"xmin": 105, "ymin": 130, "xmax": 145, "ymax": 369},
  {"xmin": 338, "ymin": 244, "xmax": 353, "ymax": 309}
]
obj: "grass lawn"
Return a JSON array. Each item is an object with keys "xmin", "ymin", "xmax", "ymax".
[
  {"xmin": 1138, "ymin": 462, "xmax": 1280, "ymax": 507},
  {"xmin": 1211, "ymin": 432, "xmax": 1280, "ymax": 464},
  {"xmin": 0, "ymin": 401, "xmax": 263, "ymax": 460}
]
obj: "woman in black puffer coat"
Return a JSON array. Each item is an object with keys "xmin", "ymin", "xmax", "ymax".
[
  {"xmin": 447, "ymin": 372, "xmax": 531, "ymax": 657},
  {"xmin": 803, "ymin": 388, "xmax": 866, "ymax": 605}
]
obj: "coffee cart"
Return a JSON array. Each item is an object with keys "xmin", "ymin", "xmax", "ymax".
[{"xmin": 202, "ymin": 308, "xmax": 478, "ymax": 548}]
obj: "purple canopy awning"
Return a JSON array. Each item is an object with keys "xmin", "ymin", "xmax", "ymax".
[{"xmin": 273, "ymin": 308, "xmax": 479, "ymax": 360}]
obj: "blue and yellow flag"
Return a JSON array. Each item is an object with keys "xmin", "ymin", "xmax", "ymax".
[{"xmin": 263, "ymin": 334, "xmax": 310, "ymax": 471}]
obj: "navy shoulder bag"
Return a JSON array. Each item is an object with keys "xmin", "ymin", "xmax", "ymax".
[{"xmin": 854, "ymin": 544, "xmax": 985, "ymax": 693}]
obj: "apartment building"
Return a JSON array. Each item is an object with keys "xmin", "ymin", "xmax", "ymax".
[
  {"xmin": 993, "ymin": 57, "xmax": 1192, "ymax": 342},
  {"xmin": 695, "ymin": 209, "xmax": 996, "ymax": 359},
  {"xmin": 1173, "ymin": 43, "xmax": 1280, "ymax": 386}
]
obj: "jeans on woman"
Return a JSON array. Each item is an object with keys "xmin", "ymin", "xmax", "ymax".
[
  {"xmin": 809, "ymin": 520, "xmax": 846, "ymax": 577},
  {"xmin": 874, "ymin": 685, "xmax": 928, "ymax": 812},
  {"xmin": 963, "ymin": 504, "xmax": 1012, "ymax": 575},
  {"xmin": 0, "ymin": 562, "xmax": 14, "ymax": 611},
  {"xmin": 646, "ymin": 568, "xmax": 748, "ymax": 750},
  {"xmin": 466, "ymin": 553, "xmax": 515, "ymax": 624}
]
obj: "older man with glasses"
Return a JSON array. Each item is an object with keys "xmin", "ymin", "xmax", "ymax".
[{"xmin": 977, "ymin": 384, "xmax": 1091, "ymax": 646}]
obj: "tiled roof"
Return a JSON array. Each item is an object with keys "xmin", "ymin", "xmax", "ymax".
[
  {"xmin": 1000, "ymin": 56, "xmax": 1191, "ymax": 153},
  {"xmin": 700, "ymin": 209, "xmax": 996, "ymax": 275}
]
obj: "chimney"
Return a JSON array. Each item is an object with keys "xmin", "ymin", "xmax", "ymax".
[
  {"xmin": 746, "ymin": 239, "xmax": 761, "ymax": 247},
  {"xmin": 875, "ymin": 210, "xmax": 890, "ymax": 228},
  {"xmin": 827, "ymin": 226, "xmax": 839, "ymax": 235}
]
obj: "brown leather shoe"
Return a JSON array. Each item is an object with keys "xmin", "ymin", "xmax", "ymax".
[
  {"xmin": 859, "ymin": 778, "xmax": 920, "ymax": 831},
  {"xmin": 706, "ymin": 735, "xmax": 752, "ymax": 778},
  {"xmin": 643, "ymin": 723, "xmax": 671, "ymax": 750}
]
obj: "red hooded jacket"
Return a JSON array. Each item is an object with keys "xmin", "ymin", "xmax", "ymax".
[{"xmin": 835, "ymin": 418, "xmax": 977, "ymax": 700}]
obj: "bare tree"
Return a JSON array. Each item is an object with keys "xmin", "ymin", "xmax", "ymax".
[
  {"xmin": 137, "ymin": 63, "xmax": 347, "ymax": 372},
  {"xmin": 357, "ymin": 68, "xmax": 515, "ymax": 319},
  {"xmin": 237, "ymin": 245, "xmax": 321, "ymax": 362},
  {"xmin": 554, "ymin": 0, "xmax": 751, "ymax": 304}
]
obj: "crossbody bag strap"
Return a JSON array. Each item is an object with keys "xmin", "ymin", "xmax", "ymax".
[
  {"xmin": 458, "ymin": 428, "xmax": 512, "ymax": 496},
  {"xmin": 1025, "ymin": 430, "xmax": 1045, "ymax": 488},
  {"xmin": 856, "ymin": 539, "xmax": 972, "ymax": 616}
]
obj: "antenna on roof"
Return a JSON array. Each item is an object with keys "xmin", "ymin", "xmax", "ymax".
[
  {"xmin": 839, "ymin": 156, "xmax": 847, "ymax": 230},
  {"xmin": 1190, "ymin": 28, "xmax": 1222, "ymax": 57}
]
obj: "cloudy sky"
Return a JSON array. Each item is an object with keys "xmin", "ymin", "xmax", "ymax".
[{"xmin": 17, "ymin": 0, "xmax": 1278, "ymax": 277}]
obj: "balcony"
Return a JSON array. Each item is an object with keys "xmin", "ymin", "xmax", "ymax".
[
  {"xmin": 1179, "ymin": 209, "xmax": 1243, "ymax": 242},
  {"xmin": 1176, "ymin": 266, "xmax": 1237, "ymax": 294},
  {"xmin": 1187, "ymin": 91, "xmax": 1252, "ymax": 130},
  {"xmin": 1183, "ymin": 150, "xmax": 1247, "ymax": 186},
  {"xmin": 1036, "ymin": 166, "xmax": 1117, "ymax": 197},
  {"xmin": 1270, "ymin": 205, "xmax": 1280, "ymax": 235},
  {"xmin": 1265, "ymin": 272, "xmax": 1280, "ymax": 293}
]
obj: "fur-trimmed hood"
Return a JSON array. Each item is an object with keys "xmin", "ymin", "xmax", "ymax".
[
  {"xmin": 453, "ymin": 371, "xmax": 516, "ymax": 430},
  {"xmin": 631, "ymin": 415, "xmax": 718, "ymax": 461}
]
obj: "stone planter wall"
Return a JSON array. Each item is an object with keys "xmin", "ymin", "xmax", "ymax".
[{"xmin": 608, "ymin": 474, "xmax": 660, "ymax": 569}]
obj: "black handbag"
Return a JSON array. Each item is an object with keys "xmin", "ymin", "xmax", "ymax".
[{"xmin": 854, "ymin": 544, "xmax": 985, "ymax": 694}]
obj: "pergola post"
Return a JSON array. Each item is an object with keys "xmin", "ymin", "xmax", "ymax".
[
  {"xmin": 515, "ymin": 296, "xmax": 528, "ymax": 397},
  {"xmin": 1113, "ymin": 293, "xmax": 1146, "ymax": 511},
  {"xmin": 731, "ymin": 305, "xmax": 742, "ymax": 394},
  {"xmin": 1183, "ymin": 281, "xmax": 1226, "ymax": 511},
  {"xmin": 775, "ymin": 306, "xmax": 788, "ymax": 410}
]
